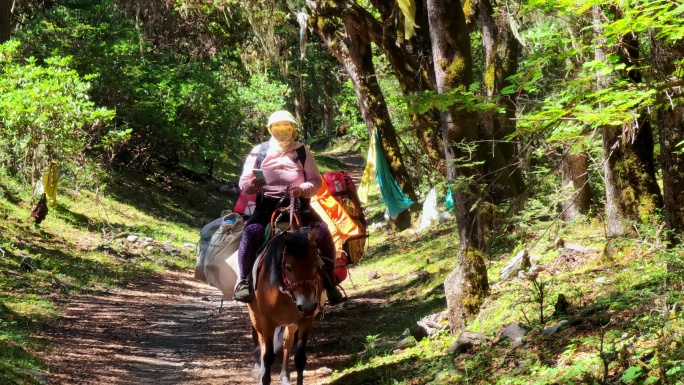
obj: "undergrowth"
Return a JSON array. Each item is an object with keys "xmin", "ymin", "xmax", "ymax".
[
  {"xmin": 333, "ymin": 195, "xmax": 684, "ymax": 385},
  {"xmin": 0, "ymin": 167, "xmax": 227, "ymax": 384},
  {"xmin": 1, "ymin": 145, "xmax": 683, "ymax": 385}
]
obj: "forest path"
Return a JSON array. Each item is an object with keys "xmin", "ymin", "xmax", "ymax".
[
  {"xmin": 39, "ymin": 270, "xmax": 360, "ymax": 385},
  {"xmin": 38, "ymin": 151, "xmax": 374, "ymax": 384},
  {"xmin": 324, "ymin": 150, "xmax": 366, "ymax": 185}
]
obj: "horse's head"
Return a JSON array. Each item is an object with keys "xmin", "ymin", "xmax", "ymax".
[{"xmin": 275, "ymin": 229, "xmax": 321, "ymax": 317}]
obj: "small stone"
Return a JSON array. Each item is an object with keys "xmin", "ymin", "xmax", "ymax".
[
  {"xmin": 182, "ymin": 242, "xmax": 196, "ymax": 248},
  {"xmin": 316, "ymin": 367, "xmax": 333, "ymax": 375},
  {"xmin": 554, "ymin": 237, "xmax": 565, "ymax": 249},
  {"xmin": 501, "ymin": 322, "xmax": 527, "ymax": 341},
  {"xmin": 126, "ymin": 235, "xmax": 138, "ymax": 242},
  {"xmin": 396, "ymin": 336, "xmax": 415, "ymax": 349},
  {"xmin": 448, "ymin": 331, "xmax": 491, "ymax": 354},
  {"xmin": 367, "ymin": 270, "xmax": 379, "ymax": 280}
]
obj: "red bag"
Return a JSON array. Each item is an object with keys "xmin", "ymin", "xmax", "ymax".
[
  {"xmin": 234, "ymin": 191, "xmax": 257, "ymax": 215},
  {"xmin": 322, "ymin": 171, "xmax": 368, "ymax": 264},
  {"xmin": 334, "ymin": 255, "xmax": 349, "ymax": 283},
  {"xmin": 323, "ymin": 171, "xmax": 358, "ymax": 196}
]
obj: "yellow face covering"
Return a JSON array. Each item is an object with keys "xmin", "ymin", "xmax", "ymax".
[{"xmin": 270, "ymin": 122, "xmax": 295, "ymax": 148}]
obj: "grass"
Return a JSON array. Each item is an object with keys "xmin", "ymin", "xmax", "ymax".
[
  {"xmin": 329, "ymin": 185, "xmax": 684, "ymax": 384},
  {"xmin": 1, "ymin": 146, "xmax": 683, "ymax": 385},
  {"xmin": 0, "ymin": 165, "xmax": 231, "ymax": 384}
]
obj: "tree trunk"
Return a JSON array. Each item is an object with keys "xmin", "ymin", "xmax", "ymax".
[
  {"xmin": 595, "ymin": 6, "xmax": 662, "ymax": 236},
  {"xmin": 650, "ymin": 32, "xmax": 684, "ymax": 246},
  {"xmin": 322, "ymin": 72, "xmax": 334, "ymax": 136},
  {"xmin": 477, "ymin": 0, "xmax": 526, "ymax": 203},
  {"xmin": 308, "ymin": 10, "xmax": 417, "ymax": 229},
  {"xmin": 560, "ymin": 149, "xmax": 592, "ymax": 221},
  {"xmin": 0, "ymin": 0, "xmax": 10, "ymax": 43},
  {"xmin": 426, "ymin": 0, "xmax": 489, "ymax": 331},
  {"xmin": 426, "ymin": 0, "xmax": 481, "ymax": 249},
  {"xmin": 308, "ymin": 0, "xmax": 446, "ymax": 173}
]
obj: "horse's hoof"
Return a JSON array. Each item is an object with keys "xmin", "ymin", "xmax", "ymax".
[{"xmin": 280, "ymin": 376, "xmax": 291, "ymax": 385}]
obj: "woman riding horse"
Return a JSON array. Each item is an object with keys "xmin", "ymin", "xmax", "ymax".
[{"xmin": 234, "ymin": 110, "xmax": 344, "ymax": 305}]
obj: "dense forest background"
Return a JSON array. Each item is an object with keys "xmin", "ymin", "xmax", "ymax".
[{"xmin": 1, "ymin": 1, "xmax": 684, "ymax": 384}]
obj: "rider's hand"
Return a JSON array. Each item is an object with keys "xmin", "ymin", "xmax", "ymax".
[
  {"xmin": 244, "ymin": 177, "xmax": 266, "ymax": 195},
  {"xmin": 292, "ymin": 186, "xmax": 304, "ymax": 198}
]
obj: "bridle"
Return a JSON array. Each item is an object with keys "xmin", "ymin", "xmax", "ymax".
[
  {"xmin": 269, "ymin": 188, "xmax": 322, "ymax": 303},
  {"xmin": 280, "ymin": 252, "xmax": 321, "ymax": 301}
]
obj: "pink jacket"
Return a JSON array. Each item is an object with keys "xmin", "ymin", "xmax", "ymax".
[{"xmin": 239, "ymin": 138, "xmax": 322, "ymax": 199}]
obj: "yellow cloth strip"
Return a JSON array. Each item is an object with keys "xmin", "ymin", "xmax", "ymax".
[
  {"xmin": 357, "ymin": 132, "xmax": 377, "ymax": 204},
  {"xmin": 42, "ymin": 163, "xmax": 59, "ymax": 208}
]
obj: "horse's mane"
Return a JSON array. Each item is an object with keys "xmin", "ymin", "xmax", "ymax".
[{"xmin": 263, "ymin": 230, "xmax": 312, "ymax": 288}]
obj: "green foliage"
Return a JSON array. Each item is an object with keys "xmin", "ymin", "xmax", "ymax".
[
  {"xmin": 334, "ymin": 80, "xmax": 366, "ymax": 139},
  {"xmin": 405, "ymin": 85, "xmax": 502, "ymax": 115},
  {"xmin": 237, "ymin": 72, "xmax": 290, "ymax": 138},
  {"xmin": 13, "ymin": 1, "xmax": 294, "ymax": 177},
  {"xmin": 512, "ymin": 0, "xmax": 684, "ymax": 138},
  {"xmin": 0, "ymin": 40, "xmax": 118, "ymax": 187}
]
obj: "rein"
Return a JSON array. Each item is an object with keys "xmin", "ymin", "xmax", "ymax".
[{"xmin": 269, "ymin": 188, "xmax": 321, "ymax": 302}]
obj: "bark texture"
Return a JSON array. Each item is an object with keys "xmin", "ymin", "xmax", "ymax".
[
  {"xmin": 650, "ymin": 32, "xmax": 684, "ymax": 246},
  {"xmin": 476, "ymin": 0, "xmax": 526, "ymax": 202},
  {"xmin": 443, "ymin": 250, "xmax": 489, "ymax": 334},
  {"xmin": 426, "ymin": 0, "xmax": 489, "ymax": 328},
  {"xmin": 426, "ymin": 0, "xmax": 481, "ymax": 250},
  {"xmin": 560, "ymin": 150, "xmax": 592, "ymax": 221},
  {"xmin": 309, "ymin": 0, "xmax": 446, "ymax": 173},
  {"xmin": 308, "ymin": 8, "xmax": 416, "ymax": 228},
  {"xmin": 595, "ymin": 6, "xmax": 662, "ymax": 236}
]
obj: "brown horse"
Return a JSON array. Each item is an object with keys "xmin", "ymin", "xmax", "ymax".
[{"xmin": 247, "ymin": 228, "xmax": 325, "ymax": 385}]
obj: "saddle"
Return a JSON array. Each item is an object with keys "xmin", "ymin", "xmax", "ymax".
[{"xmin": 251, "ymin": 208, "xmax": 324, "ymax": 291}]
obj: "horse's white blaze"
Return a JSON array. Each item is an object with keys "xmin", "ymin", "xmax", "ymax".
[{"xmin": 293, "ymin": 291, "xmax": 318, "ymax": 313}]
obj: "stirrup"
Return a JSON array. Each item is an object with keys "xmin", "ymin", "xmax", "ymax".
[{"xmin": 234, "ymin": 279, "xmax": 253, "ymax": 303}]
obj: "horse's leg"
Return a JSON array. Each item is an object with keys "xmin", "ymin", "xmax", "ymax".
[
  {"xmin": 257, "ymin": 321, "xmax": 277, "ymax": 385},
  {"xmin": 252, "ymin": 327, "xmax": 261, "ymax": 377},
  {"xmin": 293, "ymin": 319, "xmax": 314, "ymax": 385},
  {"xmin": 279, "ymin": 324, "xmax": 298, "ymax": 385}
]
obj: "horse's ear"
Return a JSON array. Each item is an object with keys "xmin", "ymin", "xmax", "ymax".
[{"xmin": 308, "ymin": 228, "xmax": 318, "ymax": 243}]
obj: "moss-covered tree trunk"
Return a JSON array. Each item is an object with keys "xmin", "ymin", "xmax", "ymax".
[
  {"xmin": 427, "ymin": 0, "xmax": 481, "ymax": 249},
  {"xmin": 650, "ymin": 33, "xmax": 684, "ymax": 246},
  {"xmin": 426, "ymin": 0, "xmax": 489, "ymax": 332},
  {"xmin": 476, "ymin": 0, "xmax": 526, "ymax": 203},
  {"xmin": 307, "ymin": 0, "xmax": 446, "ymax": 174},
  {"xmin": 308, "ymin": 11, "xmax": 417, "ymax": 229},
  {"xmin": 594, "ymin": 6, "xmax": 662, "ymax": 237}
]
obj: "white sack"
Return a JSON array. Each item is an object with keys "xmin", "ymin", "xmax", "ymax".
[
  {"xmin": 418, "ymin": 187, "xmax": 438, "ymax": 232},
  {"xmin": 195, "ymin": 212, "xmax": 245, "ymax": 299}
]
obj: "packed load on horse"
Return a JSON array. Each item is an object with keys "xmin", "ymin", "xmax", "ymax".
[{"xmin": 194, "ymin": 109, "xmax": 370, "ymax": 383}]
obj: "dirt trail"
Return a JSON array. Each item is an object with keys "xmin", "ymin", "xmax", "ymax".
[
  {"xmin": 39, "ymin": 271, "xmax": 355, "ymax": 385},
  {"xmin": 38, "ymin": 153, "xmax": 374, "ymax": 385}
]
